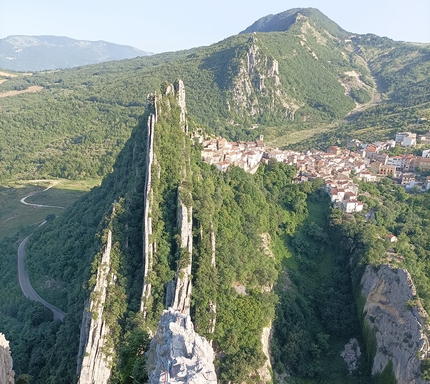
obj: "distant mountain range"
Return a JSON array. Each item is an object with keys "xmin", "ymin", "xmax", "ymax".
[{"xmin": 0, "ymin": 35, "xmax": 151, "ymax": 71}]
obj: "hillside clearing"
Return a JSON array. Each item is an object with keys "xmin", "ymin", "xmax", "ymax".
[{"xmin": 0, "ymin": 85, "xmax": 43, "ymax": 98}]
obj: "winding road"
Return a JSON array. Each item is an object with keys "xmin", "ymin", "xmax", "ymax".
[
  {"xmin": 20, "ymin": 182, "xmax": 65, "ymax": 209},
  {"xmin": 18, "ymin": 237, "xmax": 65, "ymax": 321},
  {"xmin": 17, "ymin": 182, "xmax": 66, "ymax": 321}
]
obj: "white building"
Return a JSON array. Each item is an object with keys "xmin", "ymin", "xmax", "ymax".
[
  {"xmin": 358, "ymin": 171, "xmax": 377, "ymax": 182},
  {"xmin": 215, "ymin": 162, "xmax": 230, "ymax": 172},
  {"xmin": 395, "ymin": 132, "xmax": 417, "ymax": 147},
  {"xmin": 387, "ymin": 156, "xmax": 406, "ymax": 170},
  {"xmin": 342, "ymin": 199, "xmax": 364, "ymax": 213}
]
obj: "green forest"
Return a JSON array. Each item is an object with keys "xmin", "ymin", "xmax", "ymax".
[
  {"xmin": 1, "ymin": 7, "xmax": 430, "ymax": 384},
  {"xmin": 2, "ymin": 81, "xmax": 429, "ymax": 384},
  {"xmin": 0, "ymin": 8, "xmax": 428, "ymax": 182}
]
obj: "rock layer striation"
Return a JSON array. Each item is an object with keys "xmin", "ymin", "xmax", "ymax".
[
  {"xmin": 361, "ymin": 264, "xmax": 430, "ymax": 383},
  {"xmin": 147, "ymin": 308, "xmax": 217, "ymax": 383},
  {"xmin": 78, "ymin": 230, "xmax": 114, "ymax": 384}
]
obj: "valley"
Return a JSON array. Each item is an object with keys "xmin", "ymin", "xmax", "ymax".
[{"xmin": 0, "ymin": 7, "xmax": 429, "ymax": 384}]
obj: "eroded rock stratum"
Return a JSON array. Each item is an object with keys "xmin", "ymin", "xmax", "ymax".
[{"xmin": 361, "ymin": 264, "xmax": 430, "ymax": 383}]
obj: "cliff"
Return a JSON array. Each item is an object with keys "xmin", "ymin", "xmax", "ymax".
[
  {"xmin": 0, "ymin": 333, "xmax": 14, "ymax": 384},
  {"xmin": 361, "ymin": 264, "xmax": 430, "ymax": 383},
  {"xmin": 171, "ymin": 189, "xmax": 193, "ymax": 314},
  {"xmin": 77, "ymin": 230, "xmax": 114, "ymax": 384},
  {"xmin": 141, "ymin": 105, "xmax": 156, "ymax": 318},
  {"xmin": 146, "ymin": 308, "xmax": 217, "ymax": 383},
  {"xmin": 231, "ymin": 35, "xmax": 300, "ymax": 120}
]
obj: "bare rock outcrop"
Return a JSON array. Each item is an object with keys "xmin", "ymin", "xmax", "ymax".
[
  {"xmin": 141, "ymin": 108, "xmax": 156, "ymax": 318},
  {"xmin": 361, "ymin": 264, "xmax": 430, "ymax": 383},
  {"xmin": 147, "ymin": 308, "xmax": 217, "ymax": 384},
  {"xmin": 0, "ymin": 333, "xmax": 14, "ymax": 384},
  {"xmin": 232, "ymin": 37, "xmax": 300, "ymax": 120},
  {"xmin": 341, "ymin": 338, "xmax": 361, "ymax": 373},
  {"xmin": 171, "ymin": 189, "xmax": 193, "ymax": 314},
  {"xmin": 174, "ymin": 79, "xmax": 187, "ymax": 131},
  {"xmin": 78, "ymin": 230, "xmax": 114, "ymax": 384}
]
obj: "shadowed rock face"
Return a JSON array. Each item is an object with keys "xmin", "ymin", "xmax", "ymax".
[
  {"xmin": 146, "ymin": 308, "xmax": 217, "ymax": 384},
  {"xmin": 361, "ymin": 264, "xmax": 430, "ymax": 383},
  {"xmin": 78, "ymin": 230, "xmax": 114, "ymax": 384},
  {"xmin": 0, "ymin": 333, "xmax": 14, "ymax": 384}
]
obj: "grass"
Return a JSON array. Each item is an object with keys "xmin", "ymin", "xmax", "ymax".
[
  {"xmin": 264, "ymin": 123, "xmax": 335, "ymax": 147},
  {"xmin": 0, "ymin": 178, "xmax": 100, "ymax": 240}
]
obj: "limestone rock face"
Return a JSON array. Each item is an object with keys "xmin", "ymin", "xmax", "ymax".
[
  {"xmin": 0, "ymin": 333, "xmax": 14, "ymax": 384},
  {"xmin": 141, "ymin": 110, "xmax": 156, "ymax": 317},
  {"xmin": 232, "ymin": 37, "xmax": 300, "ymax": 120},
  {"xmin": 147, "ymin": 308, "xmax": 217, "ymax": 384},
  {"xmin": 78, "ymin": 230, "xmax": 114, "ymax": 384},
  {"xmin": 174, "ymin": 79, "xmax": 187, "ymax": 130},
  {"xmin": 361, "ymin": 264, "xmax": 430, "ymax": 383},
  {"xmin": 171, "ymin": 190, "xmax": 193, "ymax": 314}
]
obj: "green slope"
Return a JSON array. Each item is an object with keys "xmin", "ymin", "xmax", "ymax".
[{"xmin": 5, "ymin": 7, "xmax": 426, "ymax": 180}]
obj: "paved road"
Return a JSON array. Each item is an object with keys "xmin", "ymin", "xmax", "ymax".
[{"xmin": 18, "ymin": 237, "xmax": 65, "ymax": 321}]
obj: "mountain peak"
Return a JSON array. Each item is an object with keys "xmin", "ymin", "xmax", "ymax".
[{"xmin": 240, "ymin": 8, "xmax": 349, "ymax": 38}]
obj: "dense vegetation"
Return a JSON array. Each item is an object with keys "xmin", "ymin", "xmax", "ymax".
[
  {"xmin": 2, "ymin": 8, "xmax": 428, "ymax": 182},
  {"xmin": 0, "ymin": 83, "xmax": 374, "ymax": 384},
  {"xmin": 1, "ymin": 7, "xmax": 430, "ymax": 384}
]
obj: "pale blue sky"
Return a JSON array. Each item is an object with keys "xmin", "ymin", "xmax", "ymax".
[{"xmin": 0, "ymin": 0, "xmax": 429, "ymax": 53}]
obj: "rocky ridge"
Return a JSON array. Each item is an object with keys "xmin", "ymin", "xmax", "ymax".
[
  {"xmin": 146, "ymin": 308, "xmax": 217, "ymax": 383},
  {"xmin": 231, "ymin": 35, "xmax": 300, "ymax": 121},
  {"xmin": 0, "ymin": 333, "xmax": 14, "ymax": 384},
  {"xmin": 361, "ymin": 264, "xmax": 430, "ymax": 383},
  {"xmin": 77, "ymin": 230, "xmax": 114, "ymax": 384},
  {"xmin": 143, "ymin": 81, "xmax": 217, "ymax": 382}
]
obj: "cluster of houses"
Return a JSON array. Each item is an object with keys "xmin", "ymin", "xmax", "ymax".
[
  {"xmin": 200, "ymin": 131, "xmax": 430, "ymax": 213},
  {"xmin": 201, "ymin": 136, "xmax": 265, "ymax": 173}
]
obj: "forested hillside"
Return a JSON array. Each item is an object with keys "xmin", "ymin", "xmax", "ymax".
[
  {"xmin": 0, "ymin": 80, "xmax": 376, "ymax": 383},
  {"xmin": 1, "ymin": 7, "xmax": 430, "ymax": 384},
  {"xmin": 10, "ymin": 79, "xmax": 429, "ymax": 384},
  {"xmin": 0, "ymin": 8, "xmax": 428, "ymax": 182},
  {"xmin": 0, "ymin": 35, "xmax": 150, "ymax": 72}
]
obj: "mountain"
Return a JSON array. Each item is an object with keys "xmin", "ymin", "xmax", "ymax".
[
  {"xmin": 0, "ymin": 35, "xmax": 151, "ymax": 71},
  {"xmin": 240, "ymin": 7, "xmax": 349, "ymax": 38},
  {"xmin": 0, "ymin": 9, "xmax": 430, "ymax": 383},
  {"xmin": 0, "ymin": 9, "xmax": 427, "ymax": 183}
]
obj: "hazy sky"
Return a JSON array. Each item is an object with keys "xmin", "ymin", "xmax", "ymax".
[{"xmin": 1, "ymin": 0, "xmax": 429, "ymax": 53}]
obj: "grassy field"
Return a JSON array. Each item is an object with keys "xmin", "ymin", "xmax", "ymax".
[
  {"xmin": 264, "ymin": 123, "xmax": 335, "ymax": 148},
  {"xmin": 0, "ymin": 178, "xmax": 100, "ymax": 240}
]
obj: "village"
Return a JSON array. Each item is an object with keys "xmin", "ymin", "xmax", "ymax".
[{"xmin": 201, "ymin": 131, "xmax": 430, "ymax": 213}]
